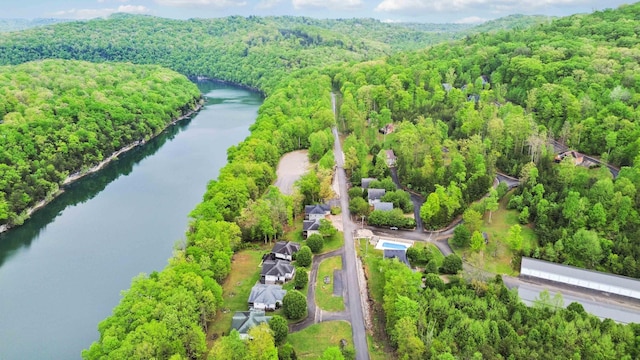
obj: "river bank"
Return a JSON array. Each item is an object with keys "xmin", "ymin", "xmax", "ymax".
[
  {"xmin": 0, "ymin": 99, "xmax": 204, "ymax": 235},
  {"xmin": 0, "ymin": 82, "xmax": 262, "ymax": 360}
]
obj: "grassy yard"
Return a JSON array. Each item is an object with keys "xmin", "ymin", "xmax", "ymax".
[
  {"xmin": 207, "ymin": 247, "xmax": 267, "ymax": 343},
  {"xmin": 357, "ymin": 239, "xmax": 385, "ymax": 303},
  {"xmin": 356, "ymin": 239, "xmax": 396, "ymax": 359},
  {"xmin": 452, "ymin": 193, "xmax": 538, "ymax": 276},
  {"xmin": 284, "ymin": 217, "xmax": 344, "ymax": 254},
  {"xmin": 288, "ymin": 321, "xmax": 353, "ymax": 359},
  {"xmin": 411, "ymin": 242, "xmax": 445, "ymax": 268},
  {"xmin": 283, "ymin": 217, "xmax": 304, "ymax": 243},
  {"xmin": 320, "ymin": 231, "xmax": 344, "ymax": 253},
  {"xmin": 316, "ymin": 256, "xmax": 345, "ymax": 312}
]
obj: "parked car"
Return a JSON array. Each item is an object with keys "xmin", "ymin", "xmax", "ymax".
[{"xmin": 389, "ymin": 226, "xmax": 398, "ymax": 230}]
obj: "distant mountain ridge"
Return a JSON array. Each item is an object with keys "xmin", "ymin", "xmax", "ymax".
[
  {"xmin": 0, "ymin": 13, "xmax": 553, "ymax": 92},
  {"xmin": 0, "ymin": 18, "xmax": 72, "ymax": 32}
]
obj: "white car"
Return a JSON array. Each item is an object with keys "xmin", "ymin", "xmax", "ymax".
[{"xmin": 389, "ymin": 226, "xmax": 398, "ymax": 230}]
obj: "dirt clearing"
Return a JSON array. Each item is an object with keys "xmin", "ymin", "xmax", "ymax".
[{"xmin": 274, "ymin": 150, "xmax": 310, "ymax": 195}]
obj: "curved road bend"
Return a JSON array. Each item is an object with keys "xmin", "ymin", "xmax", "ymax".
[
  {"xmin": 290, "ymin": 249, "xmax": 346, "ymax": 333},
  {"xmin": 333, "ymin": 126, "xmax": 370, "ymax": 360}
]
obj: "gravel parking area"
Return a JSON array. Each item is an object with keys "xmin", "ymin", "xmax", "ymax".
[{"xmin": 274, "ymin": 150, "xmax": 310, "ymax": 195}]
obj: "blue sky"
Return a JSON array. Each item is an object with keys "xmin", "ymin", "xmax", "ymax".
[{"xmin": 3, "ymin": 0, "xmax": 637, "ymax": 24}]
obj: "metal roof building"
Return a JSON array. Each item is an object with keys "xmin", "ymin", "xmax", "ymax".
[{"xmin": 520, "ymin": 257, "xmax": 640, "ymax": 300}]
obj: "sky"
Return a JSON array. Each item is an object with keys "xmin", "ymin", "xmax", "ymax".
[{"xmin": 2, "ymin": 0, "xmax": 637, "ymax": 24}]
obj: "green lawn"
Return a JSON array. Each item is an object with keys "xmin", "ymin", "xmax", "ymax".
[
  {"xmin": 288, "ymin": 321, "xmax": 352, "ymax": 359},
  {"xmin": 356, "ymin": 239, "xmax": 395, "ymax": 359},
  {"xmin": 207, "ymin": 247, "xmax": 267, "ymax": 342},
  {"xmin": 316, "ymin": 256, "xmax": 345, "ymax": 312},
  {"xmin": 320, "ymin": 231, "xmax": 344, "ymax": 254},
  {"xmin": 285, "ymin": 218, "xmax": 344, "ymax": 254},
  {"xmin": 357, "ymin": 239, "xmax": 384, "ymax": 303},
  {"xmin": 283, "ymin": 217, "xmax": 305, "ymax": 243},
  {"xmin": 452, "ymin": 192, "xmax": 538, "ymax": 276},
  {"xmin": 411, "ymin": 242, "xmax": 445, "ymax": 268}
]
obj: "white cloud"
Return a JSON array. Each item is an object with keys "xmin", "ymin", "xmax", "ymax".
[
  {"xmin": 455, "ymin": 16, "xmax": 487, "ymax": 24},
  {"xmin": 52, "ymin": 4, "xmax": 149, "ymax": 19},
  {"xmin": 155, "ymin": 0, "xmax": 247, "ymax": 7},
  {"xmin": 375, "ymin": 0, "xmax": 596, "ymax": 14},
  {"xmin": 256, "ymin": 0, "xmax": 282, "ymax": 9},
  {"xmin": 292, "ymin": 0, "xmax": 363, "ymax": 10}
]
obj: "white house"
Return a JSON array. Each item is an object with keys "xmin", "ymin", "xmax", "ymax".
[
  {"xmin": 271, "ymin": 241, "xmax": 301, "ymax": 261},
  {"xmin": 304, "ymin": 204, "xmax": 331, "ymax": 221},
  {"xmin": 248, "ymin": 284, "xmax": 287, "ymax": 311},
  {"xmin": 303, "ymin": 219, "xmax": 321, "ymax": 239},
  {"xmin": 261, "ymin": 259, "xmax": 295, "ymax": 284}
]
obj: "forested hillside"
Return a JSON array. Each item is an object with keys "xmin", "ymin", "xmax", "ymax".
[
  {"xmin": 0, "ymin": 13, "xmax": 546, "ymax": 94},
  {"xmin": 2, "ymin": 3, "xmax": 638, "ymax": 359},
  {"xmin": 0, "ymin": 60, "xmax": 200, "ymax": 228},
  {"xmin": 379, "ymin": 260, "xmax": 640, "ymax": 359},
  {"xmin": 322, "ymin": 2, "xmax": 640, "ymax": 276}
]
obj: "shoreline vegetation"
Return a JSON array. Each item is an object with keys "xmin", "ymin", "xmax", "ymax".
[
  {"xmin": 0, "ymin": 60, "xmax": 202, "ymax": 234},
  {"xmin": 82, "ymin": 67, "xmax": 335, "ymax": 358},
  {"xmin": 0, "ymin": 99, "xmax": 204, "ymax": 235}
]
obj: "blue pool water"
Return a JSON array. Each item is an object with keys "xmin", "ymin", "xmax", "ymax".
[{"xmin": 380, "ymin": 241, "xmax": 408, "ymax": 250}]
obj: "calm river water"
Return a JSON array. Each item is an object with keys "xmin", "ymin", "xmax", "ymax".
[{"xmin": 0, "ymin": 81, "xmax": 262, "ymax": 359}]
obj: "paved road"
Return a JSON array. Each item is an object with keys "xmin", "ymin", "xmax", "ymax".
[
  {"xmin": 333, "ymin": 125, "xmax": 370, "ymax": 359},
  {"xmin": 515, "ymin": 279, "xmax": 640, "ymax": 324},
  {"xmin": 496, "ymin": 172, "xmax": 520, "ymax": 189},
  {"xmin": 290, "ymin": 249, "xmax": 346, "ymax": 333}
]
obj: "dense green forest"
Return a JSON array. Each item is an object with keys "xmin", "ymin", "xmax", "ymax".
[
  {"xmin": 2, "ymin": 3, "xmax": 639, "ymax": 359},
  {"xmin": 398, "ymin": 14, "xmax": 552, "ymax": 35},
  {"xmin": 325, "ymin": 3, "xmax": 640, "ymax": 277},
  {"xmin": 0, "ymin": 60, "xmax": 200, "ymax": 228},
  {"xmin": 0, "ymin": 13, "xmax": 548, "ymax": 94},
  {"xmin": 379, "ymin": 258, "xmax": 640, "ymax": 359}
]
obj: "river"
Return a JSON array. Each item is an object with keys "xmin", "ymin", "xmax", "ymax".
[{"xmin": 0, "ymin": 81, "xmax": 262, "ymax": 359}]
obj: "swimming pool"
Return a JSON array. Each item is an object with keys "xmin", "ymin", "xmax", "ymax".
[{"xmin": 376, "ymin": 240, "xmax": 412, "ymax": 250}]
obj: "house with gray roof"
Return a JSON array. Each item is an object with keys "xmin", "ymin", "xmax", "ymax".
[
  {"xmin": 361, "ymin": 177, "xmax": 377, "ymax": 189},
  {"xmin": 304, "ymin": 204, "xmax": 331, "ymax": 221},
  {"xmin": 520, "ymin": 257, "xmax": 640, "ymax": 300},
  {"xmin": 367, "ymin": 188, "xmax": 386, "ymax": 205},
  {"xmin": 261, "ymin": 259, "xmax": 295, "ymax": 284},
  {"xmin": 384, "ymin": 249, "xmax": 410, "ymax": 267},
  {"xmin": 374, "ymin": 202, "xmax": 394, "ymax": 212},
  {"xmin": 231, "ymin": 310, "xmax": 272, "ymax": 339},
  {"xmin": 248, "ymin": 284, "xmax": 287, "ymax": 311},
  {"xmin": 272, "ymin": 241, "xmax": 300, "ymax": 261},
  {"xmin": 303, "ymin": 219, "xmax": 321, "ymax": 238}
]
